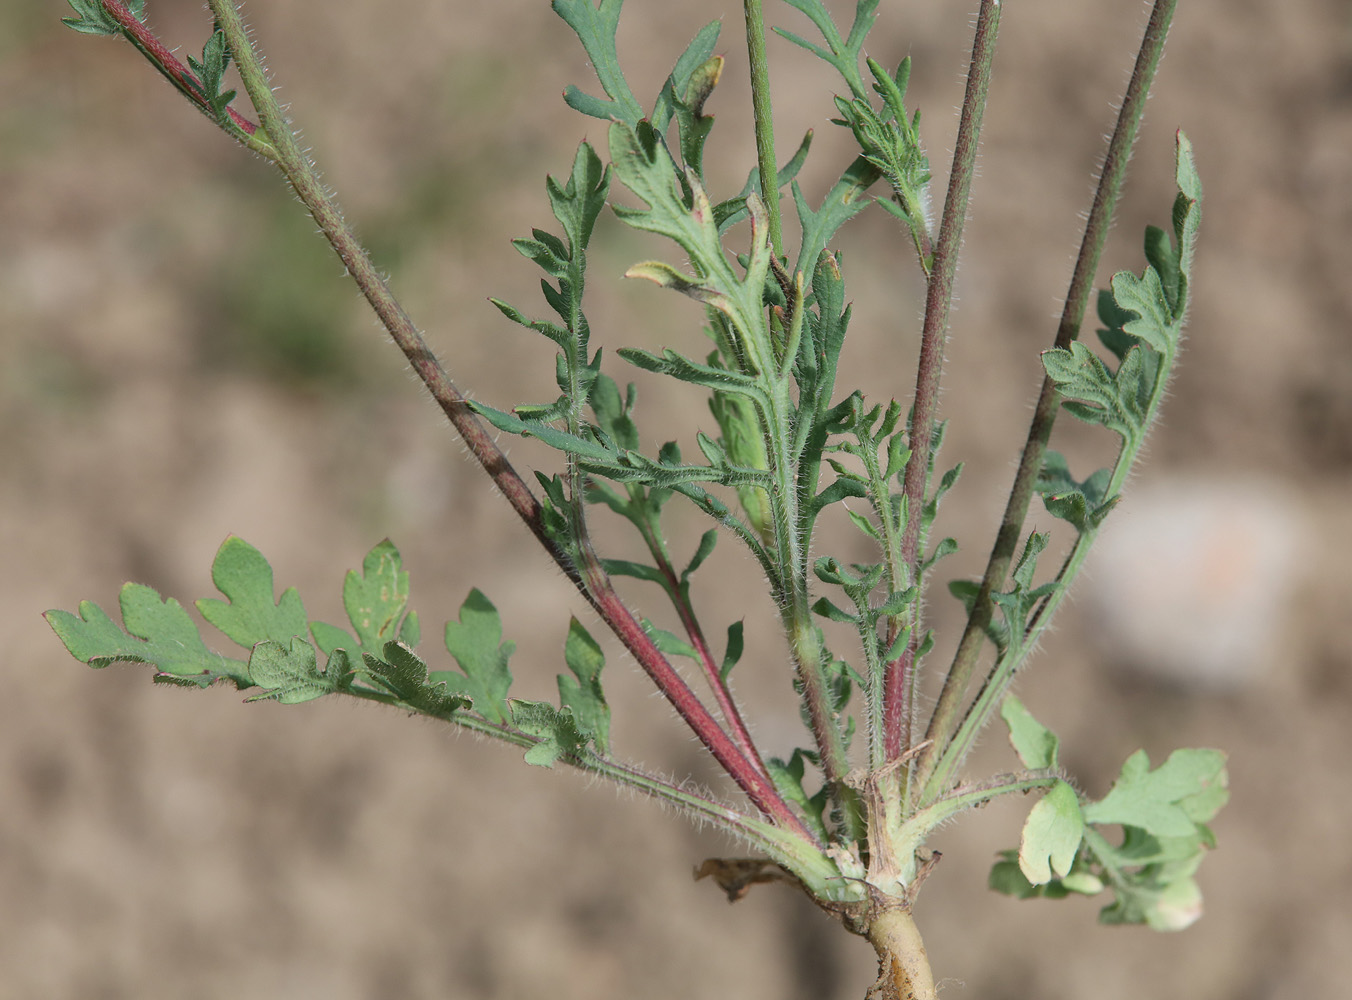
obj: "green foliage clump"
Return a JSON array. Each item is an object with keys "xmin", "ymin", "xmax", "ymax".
[{"xmin": 49, "ymin": 0, "xmax": 1225, "ymax": 993}]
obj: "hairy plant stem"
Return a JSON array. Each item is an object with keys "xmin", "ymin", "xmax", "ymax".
[
  {"xmin": 921, "ymin": 232, "xmax": 1187, "ymax": 802},
  {"xmin": 743, "ymin": 0, "xmax": 784, "ymax": 258},
  {"xmin": 635, "ymin": 519, "xmax": 769, "ymax": 776},
  {"xmin": 742, "ymin": 0, "xmax": 858, "ymax": 831},
  {"xmin": 765, "ymin": 375, "xmax": 866, "ymax": 838},
  {"xmin": 339, "ymin": 681, "xmax": 837, "ymax": 882},
  {"xmin": 195, "ymin": 0, "xmax": 812, "ymax": 842},
  {"xmin": 915, "ymin": 0, "xmax": 1179, "ymax": 794},
  {"xmin": 100, "ymin": 0, "xmax": 269, "ymax": 152},
  {"xmin": 882, "ymin": 0, "xmax": 1002, "ymax": 763}
]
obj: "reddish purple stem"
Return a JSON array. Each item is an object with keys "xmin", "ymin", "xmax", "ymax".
[
  {"xmin": 651, "ymin": 546, "xmax": 769, "ymax": 778},
  {"xmin": 101, "ymin": 0, "xmax": 258, "ymax": 135},
  {"xmin": 883, "ymin": 0, "xmax": 1001, "ymax": 760},
  {"xmin": 94, "ymin": 0, "xmax": 815, "ymax": 843}
]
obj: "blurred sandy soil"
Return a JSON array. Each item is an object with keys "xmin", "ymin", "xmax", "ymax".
[{"xmin": 3, "ymin": 2, "xmax": 1352, "ymax": 997}]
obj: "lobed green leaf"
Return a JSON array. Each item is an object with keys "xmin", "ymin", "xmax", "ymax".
[
  {"xmin": 511, "ymin": 700, "xmax": 592, "ymax": 767},
  {"xmin": 434, "ymin": 589, "xmax": 516, "ymax": 725},
  {"xmin": 1084, "ymin": 748, "xmax": 1229, "ymax": 838},
  {"xmin": 1000, "ymin": 695, "xmax": 1059, "ymax": 771},
  {"xmin": 247, "ymin": 637, "xmax": 341, "ymax": 705},
  {"xmin": 46, "ymin": 585, "xmax": 247, "ymax": 685},
  {"xmin": 197, "ymin": 536, "xmax": 308, "ymax": 648},
  {"xmin": 364, "ymin": 640, "xmax": 467, "ymax": 717},
  {"xmin": 1018, "ymin": 780, "xmax": 1085, "ymax": 885},
  {"xmin": 767, "ymin": 749, "xmax": 831, "ymax": 842},
  {"xmin": 186, "ymin": 29, "xmax": 238, "ymax": 120},
  {"xmin": 558, "ymin": 618, "xmax": 610, "ymax": 755},
  {"xmin": 340, "ymin": 539, "xmax": 410, "ymax": 654}
]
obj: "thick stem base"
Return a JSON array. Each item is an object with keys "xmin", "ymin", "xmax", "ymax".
[{"xmin": 866, "ymin": 908, "xmax": 936, "ymax": 1000}]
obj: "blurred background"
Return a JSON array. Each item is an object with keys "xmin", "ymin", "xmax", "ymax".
[{"xmin": 3, "ymin": 1, "xmax": 1350, "ymax": 997}]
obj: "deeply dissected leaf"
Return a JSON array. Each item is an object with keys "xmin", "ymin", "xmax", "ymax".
[
  {"xmin": 832, "ymin": 56, "xmax": 931, "ymax": 254},
  {"xmin": 609, "ymin": 119, "xmax": 775, "ymax": 376},
  {"xmin": 434, "ymin": 589, "xmax": 515, "ymax": 725},
  {"xmin": 548, "ymin": 141, "xmax": 611, "ymax": 257},
  {"xmin": 1041, "ymin": 340, "xmax": 1146, "ymax": 441},
  {"xmin": 552, "ymin": 0, "xmax": 646, "ymax": 126},
  {"xmin": 791, "ymin": 161, "xmax": 878, "ymax": 280},
  {"xmin": 473, "ymin": 398, "xmax": 769, "ymax": 490},
  {"xmin": 978, "ymin": 532, "xmax": 1056, "ymax": 654},
  {"xmin": 1070, "ymin": 746, "xmax": 1227, "ymax": 931},
  {"xmin": 1111, "ymin": 267, "xmax": 1176, "ymax": 357},
  {"xmin": 488, "ymin": 142, "xmax": 611, "ymax": 473},
  {"xmin": 185, "ymin": 29, "xmax": 238, "ymax": 120},
  {"xmin": 617, "ymin": 347, "xmax": 768, "ymax": 406},
  {"xmin": 50, "ymin": 537, "xmax": 469, "ymax": 722},
  {"xmin": 775, "ymin": 0, "xmax": 882, "ymax": 99},
  {"xmin": 1046, "ymin": 133, "xmax": 1200, "ymax": 447},
  {"xmin": 471, "ymin": 399, "xmax": 617, "ymax": 465},
  {"xmin": 993, "ymin": 739, "xmax": 1226, "ymax": 930}
]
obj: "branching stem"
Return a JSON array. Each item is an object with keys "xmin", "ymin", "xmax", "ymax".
[
  {"xmin": 635, "ymin": 519, "xmax": 768, "ymax": 776},
  {"xmin": 188, "ymin": 0, "xmax": 813, "ymax": 841},
  {"xmin": 915, "ymin": 0, "xmax": 1179, "ymax": 793},
  {"xmin": 99, "ymin": 0, "xmax": 268, "ymax": 153}
]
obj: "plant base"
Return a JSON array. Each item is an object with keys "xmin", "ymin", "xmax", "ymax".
[{"xmin": 866, "ymin": 908, "xmax": 936, "ymax": 1000}]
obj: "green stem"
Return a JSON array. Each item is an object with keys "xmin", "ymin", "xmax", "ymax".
[
  {"xmin": 922, "ymin": 321, "xmax": 1182, "ymax": 805},
  {"xmin": 882, "ymin": 0, "xmax": 1002, "ymax": 761},
  {"xmin": 744, "ymin": 0, "xmax": 784, "ymax": 257},
  {"xmin": 345, "ymin": 685, "xmax": 847, "ymax": 894},
  {"xmin": 904, "ymin": 770, "xmax": 1059, "ymax": 838},
  {"xmin": 915, "ymin": 0, "xmax": 1179, "ymax": 793},
  {"xmin": 763, "ymin": 369, "xmax": 865, "ymax": 838}
]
